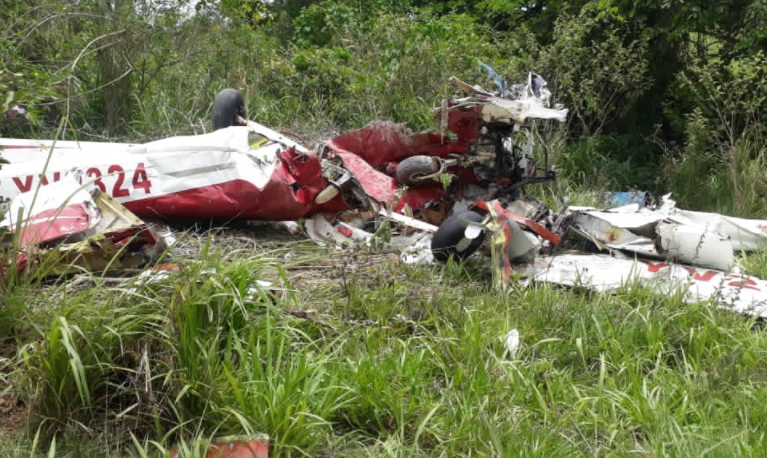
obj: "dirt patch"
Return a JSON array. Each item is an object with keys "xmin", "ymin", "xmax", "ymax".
[{"xmin": 0, "ymin": 395, "xmax": 28, "ymax": 433}]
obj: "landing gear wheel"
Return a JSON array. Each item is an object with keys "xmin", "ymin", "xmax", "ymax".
[
  {"xmin": 212, "ymin": 88, "xmax": 247, "ymax": 131},
  {"xmin": 431, "ymin": 210, "xmax": 486, "ymax": 263},
  {"xmin": 396, "ymin": 155, "xmax": 440, "ymax": 187}
]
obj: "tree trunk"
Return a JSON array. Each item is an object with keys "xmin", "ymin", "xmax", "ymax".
[{"xmin": 96, "ymin": 0, "xmax": 133, "ymax": 133}]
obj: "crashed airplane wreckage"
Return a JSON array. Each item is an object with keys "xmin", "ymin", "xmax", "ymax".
[
  {"xmin": 4, "ymin": 69, "xmax": 767, "ymax": 322},
  {"xmin": 0, "ymin": 72, "xmax": 566, "ymax": 224},
  {"xmin": 0, "ymin": 70, "xmax": 565, "ymax": 278}
]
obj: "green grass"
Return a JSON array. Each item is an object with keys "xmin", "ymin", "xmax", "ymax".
[{"xmin": 2, "ymin": 233, "xmax": 767, "ymax": 457}]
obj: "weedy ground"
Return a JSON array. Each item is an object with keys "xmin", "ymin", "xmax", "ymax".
[{"xmin": 1, "ymin": 221, "xmax": 767, "ymax": 458}]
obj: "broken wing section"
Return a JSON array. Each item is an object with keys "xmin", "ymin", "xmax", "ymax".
[{"xmin": 525, "ymin": 254, "xmax": 767, "ymax": 319}]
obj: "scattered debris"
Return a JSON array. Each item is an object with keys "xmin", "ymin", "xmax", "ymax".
[
  {"xmin": 479, "ymin": 193, "xmax": 767, "ymax": 317},
  {"xmin": 565, "ymin": 195, "xmax": 767, "ymax": 271},
  {"xmin": 567, "ymin": 205, "xmax": 734, "ymax": 270},
  {"xmin": 659, "ymin": 195, "xmax": 767, "ymax": 251}
]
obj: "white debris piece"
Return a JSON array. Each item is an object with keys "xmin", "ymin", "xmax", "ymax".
[
  {"xmin": 304, "ymin": 214, "xmax": 372, "ymax": 247},
  {"xmin": 661, "ymin": 195, "xmax": 767, "ymax": 251},
  {"xmin": 400, "ymin": 232, "xmax": 434, "ymax": 265},
  {"xmin": 568, "ymin": 202, "xmax": 746, "ymax": 271},
  {"xmin": 525, "ymin": 253, "xmax": 767, "ymax": 319},
  {"xmin": 280, "ymin": 221, "xmax": 302, "ymax": 236},
  {"xmin": 157, "ymin": 229, "xmax": 178, "ymax": 247},
  {"xmin": 304, "ymin": 211, "xmax": 439, "ymax": 255},
  {"xmin": 656, "ymin": 221, "xmax": 734, "ymax": 271},
  {"xmin": 504, "ymin": 329, "xmax": 521, "ymax": 359},
  {"xmin": 505, "ymin": 218, "xmax": 541, "ymax": 262},
  {"xmin": 378, "ymin": 209, "xmax": 439, "ymax": 233}
]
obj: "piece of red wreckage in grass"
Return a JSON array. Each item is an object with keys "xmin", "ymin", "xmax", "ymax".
[
  {"xmin": 169, "ymin": 434, "xmax": 269, "ymax": 458},
  {"xmin": 0, "ymin": 177, "xmax": 166, "ymax": 278}
]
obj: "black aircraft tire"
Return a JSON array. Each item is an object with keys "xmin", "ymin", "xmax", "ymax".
[
  {"xmin": 431, "ymin": 210, "xmax": 486, "ymax": 263},
  {"xmin": 212, "ymin": 88, "xmax": 247, "ymax": 131},
  {"xmin": 395, "ymin": 155, "xmax": 440, "ymax": 186}
]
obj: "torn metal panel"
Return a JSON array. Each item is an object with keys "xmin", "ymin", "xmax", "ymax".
[
  {"xmin": 569, "ymin": 211, "xmax": 661, "ymax": 258},
  {"xmin": 568, "ymin": 206, "xmax": 735, "ymax": 271},
  {"xmin": 323, "ymin": 121, "xmax": 466, "ymax": 207},
  {"xmin": 31, "ymin": 229, "xmax": 163, "ymax": 275},
  {"xmin": 449, "ymin": 73, "xmax": 568, "ymax": 125},
  {"xmin": 1, "ymin": 178, "xmax": 166, "ymax": 277},
  {"xmin": 570, "ymin": 208, "xmax": 663, "ymax": 237},
  {"xmin": 1, "ymin": 180, "xmax": 100, "ymax": 247},
  {"xmin": 480, "ymin": 96, "xmax": 568, "ymax": 124},
  {"xmin": 660, "ymin": 197, "xmax": 767, "ymax": 252},
  {"xmin": 324, "ymin": 121, "xmax": 463, "ymax": 167},
  {"xmin": 502, "ymin": 218, "xmax": 540, "ymax": 263},
  {"xmin": 327, "ymin": 147, "xmax": 398, "ymax": 205},
  {"xmin": 674, "ymin": 210, "xmax": 767, "ymax": 251},
  {"xmin": 525, "ymin": 254, "xmax": 767, "ymax": 319},
  {"xmin": 394, "ymin": 185, "xmax": 448, "ymax": 215}
]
